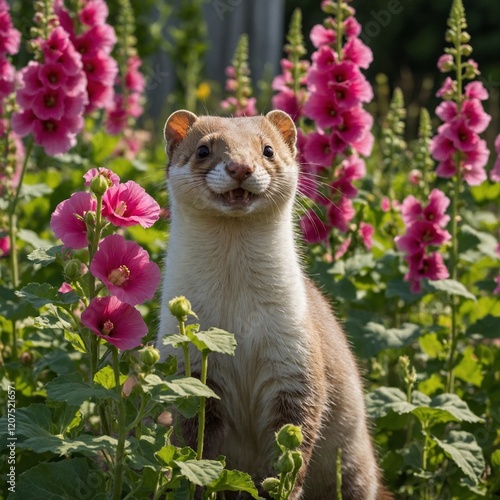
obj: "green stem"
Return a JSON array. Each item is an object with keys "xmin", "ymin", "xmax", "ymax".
[
  {"xmin": 336, "ymin": 447, "xmax": 343, "ymax": 500},
  {"xmin": 179, "ymin": 318, "xmax": 191, "ymax": 377},
  {"xmin": 196, "ymin": 351, "xmax": 209, "ymax": 460},
  {"xmin": 88, "ymin": 195, "xmax": 103, "ymax": 382},
  {"xmin": 112, "ymin": 347, "xmax": 126, "ymax": 500}
]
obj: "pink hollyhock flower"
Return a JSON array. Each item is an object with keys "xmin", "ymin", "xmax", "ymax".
[
  {"xmin": 337, "ymin": 107, "xmax": 372, "ymax": 145},
  {"xmin": 31, "ymin": 115, "xmax": 83, "ymax": 156},
  {"xmin": 90, "ymin": 234, "xmax": 161, "ymax": 306},
  {"xmin": 310, "ymin": 24, "xmax": 336, "ymax": 48},
  {"xmin": 0, "ymin": 4, "xmax": 21, "ymax": 56},
  {"xmin": 310, "ymin": 45, "xmax": 337, "ymax": 74},
  {"xmin": 102, "ymin": 181, "xmax": 160, "ymax": 228},
  {"xmin": 409, "ymin": 169, "xmax": 422, "ymax": 185},
  {"xmin": 396, "ymin": 220, "xmax": 450, "ymax": 256},
  {"xmin": 461, "ymin": 99, "xmax": 491, "ymax": 134},
  {"xmin": 125, "ymin": 55, "xmax": 145, "ymax": 93},
  {"xmin": 406, "ymin": 252, "xmax": 449, "ymax": 284},
  {"xmin": 81, "ymin": 296, "xmax": 147, "ymax": 350},
  {"xmin": 327, "ymin": 196, "xmax": 355, "ymax": 232},
  {"xmin": 303, "ymin": 92, "xmax": 342, "ymax": 129},
  {"xmin": 359, "ymin": 222, "xmax": 374, "ymax": 250},
  {"xmin": 343, "ymin": 38, "xmax": 373, "ymax": 69},
  {"xmin": 300, "ymin": 210, "xmax": 329, "ymax": 244},
  {"xmin": 464, "ymin": 81, "xmax": 488, "ymax": 101},
  {"xmin": 436, "ymin": 77, "xmax": 456, "ymax": 98},
  {"xmin": 83, "ymin": 167, "xmax": 120, "ymax": 187},
  {"xmin": 334, "ymin": 237, "xmax": 351, "ymax": 260},
  {"xmin": 437, "ymin": 54, "xmax": 454, "ymax": 72},
  {"xmin": 38, "ymin": 62, "xmax": 69, "ymax": 89},
  {"xmin": 0, "ymin": 55, "xmax": 15, "ymax": 97},
  {"xmin": 443, "ymin": 119, "xmax": 479, "ymax": 152},
  {"xmin": 381, "ymin": 197, "xmax": 391, "ymax": 212},
  {"xmin": 79, "ymin": 0, "xmax": 109, "ymax": 27},
  {"xmin": 343, "ymin": 17, "xmax": 361, "ymax": 38},
  {"xmin": 401, "ymin": 189, "xmax": 450, "ymax": 227},
  {"xmin": 303, "ymin": 131, "xmax": 334, "ymax": 168},
  {"xmin": 490, "ymin": 134, "xmax": 500, "ymax": 182},
  {"xmin": 0, "ymin": 234, "xmax": 10, "ymax": 257},
  {"xmin": 272, "ymin": 88, "xmax": 302, "ymax": 123},
  {"xmin": 50, "ymin": 192, "xmax": 96, "ymax": 249}
]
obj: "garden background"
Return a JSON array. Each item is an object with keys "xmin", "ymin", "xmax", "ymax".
[{"xmin": 0, "ymin": 0, "xmax": 499, "ymax": 499}]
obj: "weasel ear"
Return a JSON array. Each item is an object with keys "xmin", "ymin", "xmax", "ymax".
[
  {"xmin": 265, "ymin": 110, "xmax": 297, "ymax": 157},
  {"xmin": 164, "ymin": 110, "xmax": 198, "ymax": 160}
]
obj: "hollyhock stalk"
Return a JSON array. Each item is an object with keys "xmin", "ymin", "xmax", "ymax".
[{"xmin": 112, "ymin": 345, "xmax": 126, "ymax": 500}]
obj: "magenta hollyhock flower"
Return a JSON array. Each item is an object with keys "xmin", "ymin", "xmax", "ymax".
[
  {"xmin": 310, "ymin": 24, "xmax": 336, "ymax": 48},
  {"xmin": 334, "ymin": 237, "xmax": 351, "ymax": 260},
  {"xmin": 79, "ymin": 0, "xmax": 109, "ymax": 27},
  {"xmin": 359, "ymin": 222, "xmax": 374, "ymax": 250},
  {"xmin": 0, "ymin": 55, "xmax": 15, "ymax": 98},
  {"xmin": 396, "ymin": 220, "xmax": 450, "ymax": 255},
  {"xmin": 0, "ymin": 233, "xmax": 10, "ymax": 257},
  {"xmin": 31, "ymin": 115, "xmax": 84, "ymax": 156},
  {"xmin": 327, "ymin": 196, "xmax": 355, "ymax": 232},
  {"xmin": 406, "ymin": 252, "xmax": 449, "ymax": 284},
  {"xmin": 50, "ymin": 192, "xmax": 96, "ymax": 249},
  {"xmin": 343, "ymin": 17, "xmax": 361, "ymax": 38},
  {"xmin": 83, "ymin": 167, "xmax": 120, "ymax": 187},
  {"xmin": 90, "ymin": 234, "xmax": 161, "ymax": 306},
  {"xmin": 102, "ymin": 181, "xmax": 160, "ymax": 228},
  {"xmin": 464, "ymin": 81, "xmax": 488, "ymax": 101},
  {"xmin": 125, "ymin": 55, "xmax": 145, "ymax": 93},
  {"xmin": 381, "ymin": 197, "xmax": 391, "ymax": 213},
  {"xmin": 342, "ymin": 38, "xmax": 373, "ymax": 70},
  {"xmin": 437, "ymin": 54, "xmax": 454, "ymax": 72},
  {"xmin": 490, "ymin": 134, "xmax": 500, "ymax": 183},
  {"xmin": 401, "ymin": 189, "xmax": 450, "ymax": 227},
  {"xmin": 81, "ymin": 296, "xmax": 147, "ymax": 350},
  {"xmin": 0, "ymin": 2, "xmax": 21, "ymax": 56},
  {"xmin": 300, "ymin": 210, "xmax": 329, "ymax": 244},
  {"xmin": 303, "ymin": 131, "xmax": 334, "ymax": 168}
]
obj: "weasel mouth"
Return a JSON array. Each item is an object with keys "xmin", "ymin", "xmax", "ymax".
[{"xmin": 221, "ymin": 188, "xmax": 254, "ymax": 206}]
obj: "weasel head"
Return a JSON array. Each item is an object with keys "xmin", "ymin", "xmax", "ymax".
[{"xmin": 164, "ymin": 110, "xmax": 298, "ymax": 217}]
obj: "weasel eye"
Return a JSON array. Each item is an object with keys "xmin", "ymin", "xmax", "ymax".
[
  {"xmin": 197, "ymin": 145, "xmax": 210, "ymax": 159},
  {"xmin": 263, "ymin": 145, "xmax": 274, "ymax": 159}
]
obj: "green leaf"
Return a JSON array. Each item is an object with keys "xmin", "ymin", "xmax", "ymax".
[
  {"xmin": 34, "ymin": 312, "xmax": 73, "ymax": 332},
  {"xmin": 206, "ymin": 469, "xmax": 260, "ymax": 498},
  {"xmin": 64, "ymin": 330, "xmax": 87, "ymax": 353},
  {"xmin": 166, "ymin": 377, "xmax": 220, "ymax": 400},
  {"xmin": 46, "ymin": 372, "xmax": 118, "ymax": 405},
  {"xmin": 93, "ymin": 365, "xmax": 127, "ymax": 389},
  {"xmin": 16, "ymin": 282, "xmax": 80, "ymax": 308},
  {"xmin": 426, "ymin": 279, "xmax": 476, "ymax": 301},
  {"xmin": 174, "ymin": 459, "xmax": 224, "ymax": 487},
  {"xmin": 386, "ymin": 278, "xmax": 423, "ymax": 304},
  {"xmin": 190, "ymin": 328, "xmax": 237, "ymax": 355},
  {"xmin": 27, "ymin": 245, "xmax": 64, "ymax": 267},
  {"xmin": 17, "ymin": 229, "xmax": 52, "ymax": 249},
  {"xmin": 366, "ymin": 388, "xmax": 483, "ymax": 426},
  {"xmin": 467, "ymin": 315, "xmax": 500, "ymax": 339},
  {"xmin": 347, "ymin": 320, "xmax": 422, "ymax": 358},
  {"xmin": 19, "ymin": 182, "xmax": 53, "ymax": 200},
  {"xmin": 454, "ymin": 346, "xmax": 484, "ymax": 387},
  {"xmin": 433, "ymin": 431, "xmax": 485, "ymax": 485},
  {"xmin": 162, "ymin": 333, "xmax": 191, "ymax": 348},
  {"xmin": 10, "ymin": 458, "xmax": 107, "ymax": 500}
]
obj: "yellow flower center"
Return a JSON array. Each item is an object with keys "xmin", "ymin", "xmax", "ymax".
[
  {"xmin": 101, "ymin": 320, "xmax": 114, "ymax": 336},
  {"xmin": 108, "ymin": 265, "xmax": 130, "ymax": 286},
  {"xmin": 114, "ymin": 201, "xmax": 127, "ymax": 216}
]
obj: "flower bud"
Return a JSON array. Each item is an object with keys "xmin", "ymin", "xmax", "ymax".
[
  {"xmin": 140, "ymin": 346, "xmax": 161, "ymax": 366},
  {"xmin": 460, "ymin": 44, "xmax": 473, "ymax": 56},
  {"xmin": 291, "ymin": 450, "xmax": 303, "ymax": 470},
  {"xmin": 168, "ymin": 296, "xmax": 193, "ymax": 320},
  {"xmin": 84, "ymin": 211, "xmax": 95, "ymax": 226},
  {"xmin": 90, "ymin": 174, "xmax": 110, "ymax": 196},
  {"xmin": 276, "ymin": 424, "xmax": 303, "ymax": 450},
  {"xmin": 276, "ymin": 451, "xmax": 295, "ymax": 473},
  {"xmin": 261, "ymin": 477, "xmax": 280, "ymax": 493},
  {"xmin": 460, "ymin": 32, "xmax": 471, "ymax": 43},
  {"xmin": 64, "ymin": 259, "xmax": 85, "ymax": 281}
]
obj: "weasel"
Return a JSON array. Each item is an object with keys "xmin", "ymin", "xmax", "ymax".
[{"xmin": 157, "ymin": 110, "xmax": 389, "ymax": 499}]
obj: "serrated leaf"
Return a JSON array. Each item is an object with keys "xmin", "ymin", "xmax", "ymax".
[
  {"xmin": 27, "ymin": 245, "xmax": 64, "ymax": 266},
  {"xmin": 366, "ymin": 387, "xmax": 409, "ymax": 419},
  {"xmin": 191, "ymin": 328, "xmax": 237, "ymax": 355},
  {"xmin": 426, "ymin": 279, "xmax": 476, "ymax": 301},
  {"xmin": 34, "ymin": 313, "xmax": 73, "ymax": 332},
  {"xmin": 174, "ymin": 459, "xmax": 224, "ymax": 487},
  {"xmin": 433, "ymin": 431, "xmax": 485, "ymax": 485},
  {"xmin": 46, "ymin": 372, "xmax": 118, "ymax": 405},
  {"xmin": 10, "ymin": 458, "xmax": 107, "ymax": 500},
  {"xmin": 166, "ymin": 377, "xmax": 220, "ymax": 400},
  {"xmin": 206, "ymin": 469, "xmax": 260, "ymax": 498},
  {"xmin": 16, "ymin": 282, "xmax": 80, "ymax": 308},
  {"xmin": 93, "ymin": 365, "xmax": 127, "ymax": 389}
]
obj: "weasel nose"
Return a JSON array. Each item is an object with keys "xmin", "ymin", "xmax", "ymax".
[{"xmin": 226, "ymin": 162, "xmax": 254, "ymax": 182}]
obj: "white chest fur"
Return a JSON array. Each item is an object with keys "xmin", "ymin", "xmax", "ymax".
[{"xmin": 158, "ymin": 199, "xmax": 311, "ymax": 468}]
